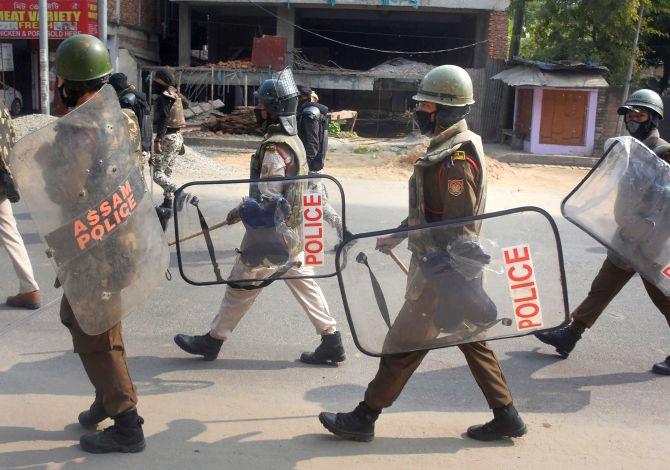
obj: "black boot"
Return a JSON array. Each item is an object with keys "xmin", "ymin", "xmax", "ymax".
[
  {"xmin": 78, "ymin": 393, "xmax": 109, "ymax": 427},
  {"xmin": 319, "ymin": 402, "xmax": 379, "ymax": 442},
  {"xmin": 652, "ymin": 355, "xmax": 670, "ymax": 375},
  {"xmin": 79, "ymin": 408, "xmax": 146, "ymax": 454},
  {"xmin": 174, "ymin": 332, "xmax": 223, "ymax": 361},
  {"xmin": 467, "ymin": 403, "xmax": 527, "ymax": 441},
  {"xmin": 300, "ymin": 331, "xmax": 346, "ymax": 365},
  {"xmin": 535, "ymin": 324, "xmax": 582, "ymax": 358}
]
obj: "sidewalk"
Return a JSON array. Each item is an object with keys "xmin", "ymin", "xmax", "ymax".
[{"xmin": 485, "ymin": 143, "xmax": 598, "ymax": 168}]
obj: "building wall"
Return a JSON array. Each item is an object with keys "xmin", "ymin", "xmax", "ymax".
[{"xmin": 522, "ymin": 87, "xmax": 598, "ymax": 157}]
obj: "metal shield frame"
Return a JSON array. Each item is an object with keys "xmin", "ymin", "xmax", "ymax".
[
  {"xmin": 173, "ymin": 173, "xmax": 347, "ymax": 287},
  {"xmin": 334, "ymin": 206, "xmax": 570, "ymax": 358}
]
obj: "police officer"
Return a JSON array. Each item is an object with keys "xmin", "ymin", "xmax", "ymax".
[
  {"xmin": 296, "ymin": 86, "xmax": 347, "ymax": 243},
  {"xmin": 0, "ymin": 99, "xmax": 41, "ymax": 310},
  {"xmin": 173, "ymin": 72, "xmax": 346, "ymax": 365},
  {"xmin": 53, "ymin": 34, "xmax": 145, "ymax": 453},
  {"xmin": 109, "ymin": 72, "xmax": 152, "ymax": 153},
  {"xmin": 536, "ymin": 89, "xmax": 670, "ymax": 375},
  {"xmin": 152, "ymin": 69, "xmax": 186, "ymax": 213},
  {"xmin": 318, "ymin": 65, "xmax": 527, "ymax": 442}
]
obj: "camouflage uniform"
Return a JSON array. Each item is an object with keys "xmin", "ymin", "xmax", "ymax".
[{"xmin": 153, "ymin": 86, "xmax": 185, "ymax": 200}]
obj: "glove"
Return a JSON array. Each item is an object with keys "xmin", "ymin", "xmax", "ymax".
[{"xmin": 226, "ymin": 207, "xmax": 241, "ymax": 225}]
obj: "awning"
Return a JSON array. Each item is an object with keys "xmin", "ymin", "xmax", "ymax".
[{"xmin": 492, "ymin": 65, "xmax": 609, "ymax": 88}]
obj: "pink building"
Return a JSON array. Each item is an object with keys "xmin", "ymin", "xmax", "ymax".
[{"xmin": 494, "ymin": 60, "xmax": 609, "ymax": 157}]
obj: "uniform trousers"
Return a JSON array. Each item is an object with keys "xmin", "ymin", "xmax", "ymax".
[
  {"xmin": 572, "ymin": 257, "xmax": 670, "ymax": 332},
  {"xmin": 0, "ymin": 197, "xmax": 39, "ymax": 293},
  {"xmin": 60, "ymin": 295, "xmax": 137, "ymax": 417},
  {"xmin": 209, "ymin": 256, "xmax": 337, "ymax": 340},
  {"xmin": 364, "ymin": 283, "xmax": 513, "ymax": 411},
  {"xmin": 153, "ymin": 132, "xmax": 184, "ymax": 199}
]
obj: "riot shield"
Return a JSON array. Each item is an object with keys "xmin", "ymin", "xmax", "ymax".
[
  {"xmin": 173, "ymin": 174, "xmax": 346, "ymax": 287},
  {"xmin": 562, "ymin": 136, "xmax": 670, "ymax": 296},
  {"xmin": 8, "ymin": 85, "xmax": 169, "ymax": 335},
  {"xmin": 336, "ymin": 207, "xmax": 569, "ymax": 356}
]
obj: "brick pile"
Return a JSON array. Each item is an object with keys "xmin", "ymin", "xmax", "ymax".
[{"xmin": 202, "ymin": 107, "xmax": 264, "ymax": 136}]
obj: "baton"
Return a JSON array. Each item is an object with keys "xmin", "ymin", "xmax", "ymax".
[
  {"xmin": 388, "ymin": 250, "xmax": 409, "ymax": 275},
  {"xmin": 168, "ymin": 220, "xmax": 228, "ymax": 247}
]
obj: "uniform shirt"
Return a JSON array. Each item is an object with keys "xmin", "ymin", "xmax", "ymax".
[{"xmin": 257, "ymin": 142, "xmax": 298, "ymax": 199}]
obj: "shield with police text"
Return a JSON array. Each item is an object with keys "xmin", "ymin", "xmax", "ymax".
[
  {"xmin": 8, "ymin": 85, "xmax": 169, "ymax": 335},
  {"xmin": 173, "ymin": 174, "xmax": 346, "ymax": 288},
  {"xmin": 336, "ymin": 207, "xmax": 569, "ymax": 356},
  {"xmin": 562, "ymin": 136, "xmax": 670, "ymax": 296}
]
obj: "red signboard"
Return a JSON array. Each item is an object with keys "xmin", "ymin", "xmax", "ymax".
[{"xmin": 0, "ymin": 0, "xmax": 98, "ymax": 39}]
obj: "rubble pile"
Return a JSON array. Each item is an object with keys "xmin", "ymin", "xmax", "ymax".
[
  {"xmin": 200, "ymin": 107, "xmax": 264, "ymax": 136},
  {"xmin": 203, "ymin": 59, "xmax": 255, "ymax": 69}
]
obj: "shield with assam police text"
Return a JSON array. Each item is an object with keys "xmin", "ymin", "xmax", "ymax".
[
  {"xmin": 335, "ymin": 207, "xmax": 570, "ymax": 356},
  {"xmin": 8, "ymin": 85, "xmax": 169, "ymax": 335}
]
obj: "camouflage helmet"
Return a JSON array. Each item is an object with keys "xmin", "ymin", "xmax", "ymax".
[
  {"xmin": 55, "ymin": 34, "xmax": 112, "ymax": 82},
  {"xmin": 413, "ymin": 65, "xmax": 475, "ymax": 107},
  {"xmin": 618, "ymin": 89, "xmax": 664, "ymax": 120}
]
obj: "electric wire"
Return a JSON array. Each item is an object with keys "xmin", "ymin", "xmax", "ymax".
[{"xmin": 243, "ymin": 0, "xmax": 488, "ymax": 55}]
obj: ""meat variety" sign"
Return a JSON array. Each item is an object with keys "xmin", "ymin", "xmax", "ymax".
[{"xmin": 0, "ymin": 1, "xmax": 98, "ymax": 39}]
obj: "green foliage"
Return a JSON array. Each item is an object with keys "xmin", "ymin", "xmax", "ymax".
[
  {"xmin": 512, "ymin": 0, "xmax": 670, "ymax": 86},
  {"xmin": 327, "ymin": 120, "xmax": 358, "ymax": 138},
  {"xmin": 328, "ymin": 121, "xmax": 341, "ymax": 134}
]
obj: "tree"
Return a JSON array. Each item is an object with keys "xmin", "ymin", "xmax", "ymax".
[
  {"xmin": 511, "ymin": 0, "xmax": 669, "ymax": 86},
  {"xmin": 640, "ymin": 2, "xmax": 670, "ymax": 92}
]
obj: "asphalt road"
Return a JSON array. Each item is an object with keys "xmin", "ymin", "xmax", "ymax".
[{"xmin": 0, "ymin": 176, "xmax": 668, "ymax": 469}]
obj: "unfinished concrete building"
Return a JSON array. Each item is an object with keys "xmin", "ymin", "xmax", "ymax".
[{"xmin": 162, "ymin": 0, "xmax": 510, "ymax": 139}]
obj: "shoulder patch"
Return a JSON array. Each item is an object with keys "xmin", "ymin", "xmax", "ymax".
[
  {"xmin": 447, "ymin": 178, "xmax": 465, "ymax": 196},
  {"xmin": 265, "ymin": 143, "xmax": 277, "ymax": 151},
  {"xmin": 452, "ymin": 151, "xmax": 466, "ymax": 161}
]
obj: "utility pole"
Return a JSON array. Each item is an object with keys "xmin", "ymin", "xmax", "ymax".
[
  {"xmin": 617, "ymin": 1, "xmax": 645, "ymax": 136},
  {"xmin": 38, "ymin": 0, "xmax": 49, "ymax": 115},
  {"xmin": 98, "ymin": 0, "xmax": 108, "ymax": 47}
]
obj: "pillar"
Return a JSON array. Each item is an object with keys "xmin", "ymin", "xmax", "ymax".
[
  {"xmin": 178, "ymin": 3, "xmax": 192, "ymax": 66},
  {"xmin": 276, "ymin": 6, "xmax": 295, "ymax": 65}
]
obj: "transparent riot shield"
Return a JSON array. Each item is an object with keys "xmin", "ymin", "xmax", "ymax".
[
  {"xmin": 8, "ymin": 85, "xmax": 169, "ymax": 335},
  {"xmin": 336, "ymin": 207, "xmax": 569, "ymax": 356},
  {"xmin": 562, "ymin": 137, "xmax": 670, "ymax": 296},
  {"xmin": 173, "ymin": 174, "xmax": 346, "ymax": 287}
]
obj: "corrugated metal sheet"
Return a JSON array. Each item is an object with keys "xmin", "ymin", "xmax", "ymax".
[{"xmin": 492, "ymin": 65, "xmax": 609, "ymax": 88}]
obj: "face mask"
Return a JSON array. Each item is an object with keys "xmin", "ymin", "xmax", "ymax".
[
  {"xmin": 58, "ymin": 83, "xmax": 79, "ymax": 108},
  {"xmin": 625, "ymin": 118, "xmax": 652, "ymax": 140},
  {"xmin": 414, "ymin": 110, "xmax": 436, "ymax": 135},
  {"xmin": 254, "ymin": 108, "xmax": 266, "ymax": 129},
  {"xmin": 435, "ymin": 106, "xmax": 470, "ymax": 132},
  {"xmin": 154, "ymin": 81, "xmax": 167, "ymax": 92}
]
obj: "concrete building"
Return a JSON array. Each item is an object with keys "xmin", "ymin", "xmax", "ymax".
[{"xmin": 165, "ymin": 0, "xmax": 511, "ymax": 139}]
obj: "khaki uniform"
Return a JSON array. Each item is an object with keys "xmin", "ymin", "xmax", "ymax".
[
  {"xmin": 365, "ymin": 120, "xmax": 513, "ymax": 411},
  {"xmin": 571, "ymin": 130, "xmax": 670, "ymax": 333},
  {"xmin": 58, "ymin": 108, "xmax": 141, "ymax": 417},
  {"xmin": 209, "ymin": 125, "xmax": 337, "ymax": 340},
  {"xmin": 0, "ymin": 102, "xmax": 39, "ymax": 294}
]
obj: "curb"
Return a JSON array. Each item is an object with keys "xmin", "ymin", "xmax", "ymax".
[
  {"xmin": 183, "ymin": 136, "xmax": 261, "ymax": 149},
  {"xmin": 488, "ymin": 152, "xmax": 598, "ymax": 168}
]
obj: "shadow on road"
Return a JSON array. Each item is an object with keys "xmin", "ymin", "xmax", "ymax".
[
  {"xmin": 305, "ymin": 349, "xmax": 658, "ymax": 414},
  {"xmin": 0, "ymin": 419, "xmax": 514, "ymax": 470},
  {"xmin": 0, "ymin": 354, "xmax": 306, "ymax": 398}
]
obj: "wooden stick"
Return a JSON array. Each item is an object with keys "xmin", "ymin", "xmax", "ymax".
[
  {"xmin": 388, "ymin": 250, "xmax": 409, "ymax": 275},
  {"xmin": 168, "ymin": 221, "xmax": 228, "ymax": 247}
]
